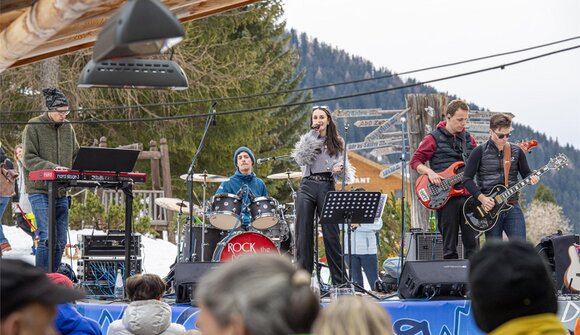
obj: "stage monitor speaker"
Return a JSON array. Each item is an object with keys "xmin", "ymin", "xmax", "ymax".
[
  {"xmin": 537, "ymin": 232, "xmax": 579, "ymax": 291},
  {"xmin": 398, "ymin": 260, "xmax": 469, "ymax": 300},
  {"xmin": 406, "ymin": 231, "xmax": 472, "ymax": 260},
  {"xmin": 174, "ymin": 262, "xmax": 222, "ymax": 304}
]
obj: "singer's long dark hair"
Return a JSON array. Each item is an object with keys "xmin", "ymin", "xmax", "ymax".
[{"xmin": 310, "ymin": 107, "xmax": 343, "ymax": 157}]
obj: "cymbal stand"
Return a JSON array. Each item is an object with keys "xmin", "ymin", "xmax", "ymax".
[
  {"xmin": 176, "ymin": 200, "xmax": 186, "ymax": 262},
  {"xmin": 285, "ymin": 173, "xmax": 298, "ymax": 261},
  {"xmin": 200, "ymin": 170, "xmax": 209, "ymax": 262}
]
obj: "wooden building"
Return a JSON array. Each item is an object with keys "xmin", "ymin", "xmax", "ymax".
[{"xmin": 341, "ymin": 151, "xmax": 411, "ymax": 197}]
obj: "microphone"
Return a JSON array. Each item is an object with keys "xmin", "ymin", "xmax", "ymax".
[{"xmin": 257, "ymin": 157, "xmax": 273, "ymax": 164}]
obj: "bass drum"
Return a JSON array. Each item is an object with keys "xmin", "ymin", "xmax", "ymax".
[
  {"xmin": 181, "ymin": 225, "xmax": 225, "ymax": 262},
  {"xmin": 212, "ymin": 231, "xmax": 278, "ymax": 262}
]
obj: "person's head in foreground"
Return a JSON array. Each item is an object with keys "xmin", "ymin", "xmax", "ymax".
[
  {"xmin": 195, "ymin": 253, "xmax": 320, "ymax": 335},
  {"xmin": 125, "ymin": 273, "xmax": 166, "ymax": 301},
  {"xmin": 469, "ymin": 240, "xmax": 566, "ymax": 334},
  {"xmin": 313, "ymin": 295, "xmax": 393, "ymax": 335},
  {"xmin": 0, "ymin": 259, "xmax": 84, "ymax": 335}
]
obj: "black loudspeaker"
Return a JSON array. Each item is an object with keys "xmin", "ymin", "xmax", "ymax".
[
  {"xmin": 398, "ymin": 260, "xmax": 469, "ymax": 300},
  {"xmin": 406, "ymin": 232, "xmax": 466, "ymax": 260},
  {"xmin": 537, "ymin": 232, "xmax": 579, "ymax": 291},
  {"xmin": 174, "ymin": 262, "xmax": 222, "ymax": 304}
]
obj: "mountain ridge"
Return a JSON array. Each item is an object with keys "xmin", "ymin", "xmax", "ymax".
[{"xmin": 290, "ymin": 30, "xmax": 580, "ymax": 232}]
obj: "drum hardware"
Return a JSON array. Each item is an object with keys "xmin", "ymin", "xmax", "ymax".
[
  {"xmin": 155, "ymin": 197, "xmax": 198, "ymax": 261},
  {"xmin": 181, "ymin": 170, "xmax": 224, "ymax": 261}
]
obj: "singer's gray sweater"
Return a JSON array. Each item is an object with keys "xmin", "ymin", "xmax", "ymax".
[{"xmin": 292, "ymin": 130, "xmax": 355, "ymax": 183}]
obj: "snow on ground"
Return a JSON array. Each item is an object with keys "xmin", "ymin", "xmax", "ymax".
[
  {"xmin": 1, "ymin": 225, "xmax": 177, "ymax": 277},
  {"xmin": 2, "ymin": 225, "xmax": 354, "ymax": 289}
]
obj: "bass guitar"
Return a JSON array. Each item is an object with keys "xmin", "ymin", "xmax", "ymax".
[
  {"xmin": 463, "ymin": 153, "xmax": 568, "ymax": 232},
  {"xmin": 415, "ymin": 139, "xmax": 537, "ymax": 210}
]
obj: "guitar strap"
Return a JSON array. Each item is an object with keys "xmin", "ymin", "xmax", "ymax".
[
  {"xmin": 503, "ymin": 143, "xmax": 511, "ymax": 187},
  {"xmin": 461, "ymin": 132, "xmax": 468, "ymax": 162}
]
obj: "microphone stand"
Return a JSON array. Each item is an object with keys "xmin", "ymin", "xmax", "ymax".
[
  {"xmin": 341, "ymin": 124, "xmax": 351, "ymax": 285},
  {"xmin": 184, "ymin": 101, "xmax": 216, "ymax": 262},
  {"xmin": 256, "ymin": 155, "xmax": 292, "ymax": 164},
  {"xmin": 397, "ymin": 116, "xmax": 408, "ymax": 287}
]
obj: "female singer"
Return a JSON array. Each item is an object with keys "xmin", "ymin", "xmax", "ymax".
[{"xmin": 292, "ymin": 106, "xmax": 355, "ymax": 285}]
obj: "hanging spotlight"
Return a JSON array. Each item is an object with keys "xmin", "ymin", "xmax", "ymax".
[
  {"xmin": 77, "ymin": 58, "xmax": 188, "ymax": 90},
  {"xmin": 93, "ymin": 0, "xmax": 185, "ymax": 62}
]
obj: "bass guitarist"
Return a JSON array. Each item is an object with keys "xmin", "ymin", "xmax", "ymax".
[
  {"xmin": 410, "ymin": 100, "xmax": 478, "ymax": 259},
  {"xmin": 462, "ymin": 113, "xmax": 539, "ymax": 240}
]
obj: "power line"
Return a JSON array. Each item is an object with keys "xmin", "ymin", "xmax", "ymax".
[
  {"xmin": 3, "ymin": 44, "xmax": 578, "ymax": 126},
  {"xmin": 2, "ymin": 36, "xmax": 578, "ymax": 115}
]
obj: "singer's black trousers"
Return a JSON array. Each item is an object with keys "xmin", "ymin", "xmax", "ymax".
[{"xmin": 295, "ymin": 178, "xmax": 345, "ymax": 285}]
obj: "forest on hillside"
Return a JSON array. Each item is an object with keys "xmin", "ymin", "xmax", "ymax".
[{"xmin": 290, "ymin": 30, "xmax": 580, "ymax": 231}]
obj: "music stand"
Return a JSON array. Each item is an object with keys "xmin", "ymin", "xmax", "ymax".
[{"xmin": 319, "ymin": 191, "xmax": 382, "ymax": 299}]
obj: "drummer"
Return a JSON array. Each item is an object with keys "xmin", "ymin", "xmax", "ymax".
[{"xmin": 215, "ymin": 146, "xmax": 268, "ymax": 229}]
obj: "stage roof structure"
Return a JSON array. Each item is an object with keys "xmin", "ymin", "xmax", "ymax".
[{"xmin": 0, "ymin": 0, "xmax": 259, "ymax": 73}]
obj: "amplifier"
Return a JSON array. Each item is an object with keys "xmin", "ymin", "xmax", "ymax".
[
  {"xmin": 77, "ymin": 257, "xmax": 142, "ymax": 297},
  {"xmin": 78, "ymin": 232, "xmax": 141, "ymax": 257},
  {"xmin": 406, "ymin": 231, "xmax": 466, "ymax": 261}
]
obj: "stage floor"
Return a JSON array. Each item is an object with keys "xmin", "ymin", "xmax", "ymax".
[{"xmin": 74, "ymin": 298, "xmax": 580, "ymax": 334}]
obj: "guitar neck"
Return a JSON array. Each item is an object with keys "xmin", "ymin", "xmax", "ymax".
[
  {"xmin": 444, "ymin": 172, "xmax": 464, "ymax": 187},
  {"xmin": 496, "ymin": 165, "xmax": 551, "ymax": 203}
]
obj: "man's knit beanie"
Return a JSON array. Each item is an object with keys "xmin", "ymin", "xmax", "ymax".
[
  {"xmin": 43, "ymin": 88, "xmax": 69, "ymax": 110},
  {"xmin": 469, "ymin": 240, "xmax": 558, "ymax": 332}
]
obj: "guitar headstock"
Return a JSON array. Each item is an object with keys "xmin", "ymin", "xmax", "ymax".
[
  {"xmin": 517, "ymin": 139, "xmax": 538, "ymax": 153},
  {"xmin": 547, "ymin": 153, "xmax": 569, "ymax": 171}
]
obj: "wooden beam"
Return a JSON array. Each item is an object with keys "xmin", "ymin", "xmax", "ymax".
[
  {"xmin": 2, "ymin": 0, "xmax": 260, "ymax": 71},
  {"xmin": 0, "ymin": 0, "xmax": 103, "ymax": 73}
]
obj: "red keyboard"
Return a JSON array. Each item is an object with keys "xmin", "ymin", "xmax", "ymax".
[{"xmin": 29, "ymin": 170, "xmax": 146, "ymax": 183}]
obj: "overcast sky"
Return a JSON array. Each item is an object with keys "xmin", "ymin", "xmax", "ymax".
[{"xmin": 282, "ymin": 0, "xmax": 580, "ymax": 149}]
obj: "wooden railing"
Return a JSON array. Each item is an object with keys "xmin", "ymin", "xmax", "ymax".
[{"xmin": 101, "ymin": 189, "xmax": 167, "ymax": 227}]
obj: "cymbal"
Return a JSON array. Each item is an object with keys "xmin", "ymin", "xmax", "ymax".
[
  {"xmin": 180, "ymin": 173, "xmax": 229, "ymax": 183},
  {"xmin": 267, "ymin": 171, "xmax": 302, "ymax": 180},
  {"xmin": 155, "ymin": 197, "xmax": 200, "ymax": 213}
]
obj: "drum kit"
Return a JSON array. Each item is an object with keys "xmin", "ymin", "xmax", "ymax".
[{"xmin": 155, "ymin": 170, "xmax": 302, "ymax": 263}]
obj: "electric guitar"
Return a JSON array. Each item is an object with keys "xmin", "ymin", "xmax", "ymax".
[
  {"xmin": 463, "ymin": 153, "xmax": 568, "ymax": 232},
  {"xmin": 564, "ymin": 244, "xmax": 580, "ymax": 292},
  {"xmin": 415, "ymin": 139, "xmax": 538, "ymax": 210}
]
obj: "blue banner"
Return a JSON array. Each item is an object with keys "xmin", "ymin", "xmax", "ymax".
[{"xmin": 75, "ymin": 299, "xmax": 577, "ymax": 334}]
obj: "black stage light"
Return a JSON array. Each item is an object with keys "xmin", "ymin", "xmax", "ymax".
[
  {"xmin": 78, "ymin": 58, "xmax": 188, "ymax": 90},
  {"xmin": 93, "ymin": 0, "xmax": 185, "ymax": 62}
]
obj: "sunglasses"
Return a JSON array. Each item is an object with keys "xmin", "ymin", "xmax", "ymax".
[
  {"xmin": 312, "ymin": 105, "xmax": 330, "ymax": 113},
  {"xmin": 492, "ymin": 129, "xmax": 511, "ymax": 139}
]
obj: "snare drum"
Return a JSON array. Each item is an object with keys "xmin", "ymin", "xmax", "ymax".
[
  {"xmin": 209, "ymin": 193, "xmax": 242, "ymax": 230},
  {"xmin": 212, "ymin": 231, "xmax": 278, "ymax": 262},
  {"xmin": 249, "ymin": 196, "xmax": 279, "ymax": 230}
]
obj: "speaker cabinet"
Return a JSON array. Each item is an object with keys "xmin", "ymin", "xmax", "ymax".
[
  {"xmin": 398, "ymin": 260, "xmax": 469, "ymax": 300},
  {"xmin": 406, "ymin": 232, "xmax": 466, "ymax": 260},
  {"xmin": 174, "ymin": 262, "xmax": 222, "ymax": 304}
]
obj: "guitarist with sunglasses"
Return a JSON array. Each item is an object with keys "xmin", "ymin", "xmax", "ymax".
[
  {"xmin": 462, "ymin": 113, "xmax": 539, "ymax": 240},
  {"xmin": 410, "ymin": 100, "xmax": 479, "ymax": 259}
]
